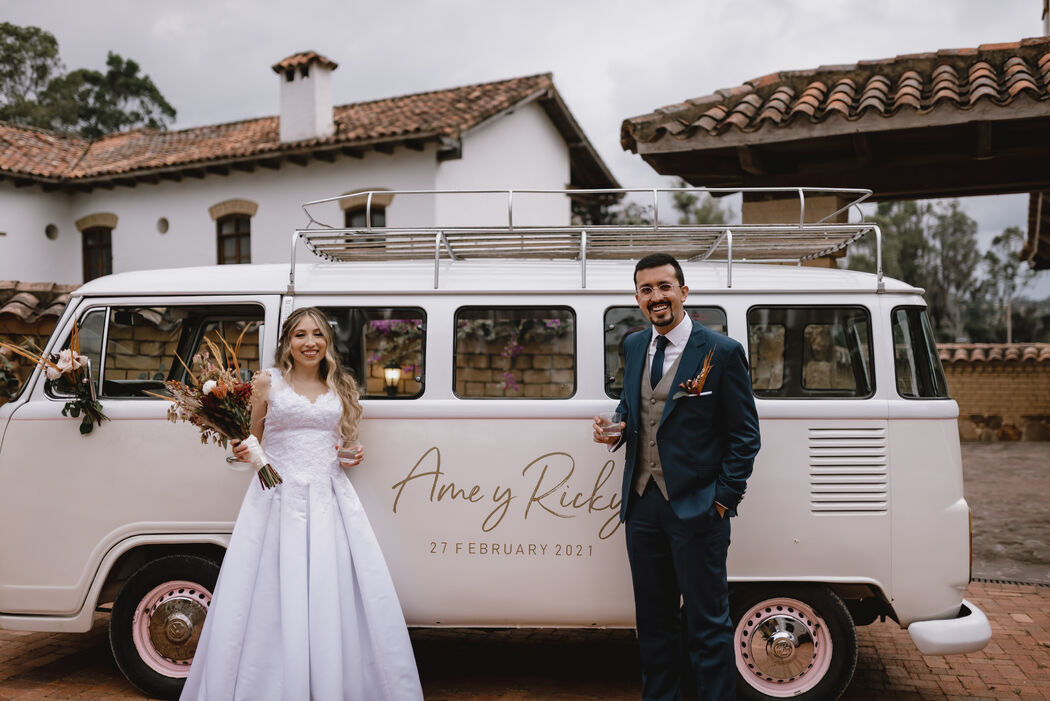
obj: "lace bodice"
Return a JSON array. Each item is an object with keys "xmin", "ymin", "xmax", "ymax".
[{"xmin": 263, "ymin": 369, "xmax": 343, "ymax": 480}]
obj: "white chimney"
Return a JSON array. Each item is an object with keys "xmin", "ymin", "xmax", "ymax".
[{"xmin": 272, "ymin": 51, "xmax": 338, "ymax": 143}]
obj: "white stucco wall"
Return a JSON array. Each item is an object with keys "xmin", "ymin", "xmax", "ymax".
[
  {"xmin": 435, "ymin": 102, "xmax": 571, "ymax": 228},
  {"xmin": 1, "ymin": 147, "xmax": 442, "ymax": 284},
  {"xmin": 1, "ymin": 99, "xmax": 576, "ymax": 285},
  {"xmin": 0, "ymin": 182, "xmax": 78, "ymax": 282}
]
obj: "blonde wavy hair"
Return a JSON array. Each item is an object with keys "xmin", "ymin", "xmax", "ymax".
[{"xmin": 274, "ymin": 307, "xmax": 362, "ymax": 442}]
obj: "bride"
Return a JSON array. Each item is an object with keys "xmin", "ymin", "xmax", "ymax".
[{"xmin": 180, "ymin": 307, "xmax": 423, "ymax": 700}]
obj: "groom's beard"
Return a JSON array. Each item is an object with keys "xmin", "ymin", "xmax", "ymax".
[{"xmin": 648, "ymin": 302, "xmax": 677, "ymax": 328}]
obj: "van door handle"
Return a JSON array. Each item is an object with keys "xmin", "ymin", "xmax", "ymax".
[{"xmin": 226, "ymin": 456, "xmax": 241, "ymax": 464}]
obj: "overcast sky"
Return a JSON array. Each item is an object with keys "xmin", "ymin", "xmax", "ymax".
[{"xmin": 4, "ymin": 0, "xmax": 1049, "ymax": 295}]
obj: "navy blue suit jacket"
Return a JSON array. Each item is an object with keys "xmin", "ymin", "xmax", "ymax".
[{"xmin": 615, "ymin": 321, "xmax": 760, "ymax": 527}]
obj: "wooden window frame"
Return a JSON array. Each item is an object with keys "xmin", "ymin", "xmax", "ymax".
[
  {"xmin": 82, "ymin": 226, "xmax": 113, "ymax": 282},
  {"xmin": 217, "ymin": 214, "xmax": 251, "ymax": 265}
]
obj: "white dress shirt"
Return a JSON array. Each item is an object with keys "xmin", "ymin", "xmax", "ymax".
[{"xmin": 647, "ymin": 315, "xmax": 693, "ymax": 380}]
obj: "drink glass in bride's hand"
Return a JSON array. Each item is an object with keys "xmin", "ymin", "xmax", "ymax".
[
  {"xmin": 598, "ymin": 411, "xmax": 623, "ymax": 438},
  {"xmin": 338, "ymin": 441, "xmax": 363, "ymax": 468}
]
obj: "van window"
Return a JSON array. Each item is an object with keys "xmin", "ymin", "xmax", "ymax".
[
  {"xmin": 98, "ymin": 305, "xmax": 264, "ymax": 398},
  {"xmin": 748, "ymin": 306, "xmax": 874, "ymax": 398},
  {"xmin": 454, "ymin": 307, "xmax": 575, "ymax": 398},
  {"xmin": 604, "ymin": 307, "xmax": 726, "ymax": 399},
  {"xmin": 891, "ymin": 307, "xmax": 949, "ymax": 399},
  {"xmin": 319, "ymin": 307, "xmax": 425, "ymax": 398},
  {"xmin": 49, "ymin": 308, "xmax": 107, "ymax": 397}
]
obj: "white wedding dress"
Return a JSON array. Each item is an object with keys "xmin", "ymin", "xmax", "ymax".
[{"xmin": 180, "ymin": 369, "xmax": 423, "ymax": 701}]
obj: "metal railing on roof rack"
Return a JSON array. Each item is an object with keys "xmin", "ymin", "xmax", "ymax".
[{"xmin": 289, "ymin": 187, "xmax": 882, "ymax": 292}]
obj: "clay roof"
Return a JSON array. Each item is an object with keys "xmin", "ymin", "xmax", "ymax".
[
  {"xmin": 622, "ymin": 37, "xmax": 1050, "ymax": 151},
  {"xmin": 938, "ymin": 342, "xmax": 1050, "ymax": 365},
  {"xmin": 0, "ymin": 281, "xmax": 79, "ymax": 323},
  {"xmin": 271, "ymin": 51, "xmax": 338, "ymax": 73},
  {"xmin": 0, "ymin": 73, "xmax": 618, "ymax": 189}
]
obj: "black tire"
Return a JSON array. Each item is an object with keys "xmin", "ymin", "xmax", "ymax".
[
  {"xmin": 731, "ymin": 584, "xmax": 857, "ymax": 701},
  {"xmin": 109, "ymin": 554, "xmax": 220, "ymax": 700}
]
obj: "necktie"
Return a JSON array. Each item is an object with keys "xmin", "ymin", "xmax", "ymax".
[{"xmin": 650, "ymin": 335, "xmax": 670, "ymax": 389}]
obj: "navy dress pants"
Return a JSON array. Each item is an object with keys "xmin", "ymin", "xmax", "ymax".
[{"xmin": 625, "ymin": 482, "xmax": 735, "ymax": 701}]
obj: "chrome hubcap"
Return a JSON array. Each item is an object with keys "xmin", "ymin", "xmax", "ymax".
[
  {"xmin": 750, "ymin": 614, "xmax": 816, "ymax": 679},
  {"xmin": 148, "ymin": 597, "xmax": 207, "ymax": 660}
]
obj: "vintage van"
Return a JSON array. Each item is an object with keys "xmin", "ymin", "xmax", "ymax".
[{"xmin": 0, "ymin": 188, "xmax": 990, "ymax": 700}]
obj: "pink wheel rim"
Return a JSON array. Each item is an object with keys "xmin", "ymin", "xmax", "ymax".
[
  {"xmin": 131, "ymin": 579, "xmax": 213, "ymax": 677},
  {"xmin": 734, "ymin": 596, "xmax": 833, "ymax": 697}
]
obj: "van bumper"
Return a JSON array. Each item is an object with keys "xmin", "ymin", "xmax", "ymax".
[{"xmin": 907, "ymin": 599, "xmax": 991, "ymax": 655}]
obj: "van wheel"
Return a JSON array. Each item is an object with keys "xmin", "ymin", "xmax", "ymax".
[
  {"xmin": 109, "ymin": 555, "xmax": 219, "ymax": 700},
  {"xmin": 731, "ymin": 584, "xmax": 857, "ymax": 701}
]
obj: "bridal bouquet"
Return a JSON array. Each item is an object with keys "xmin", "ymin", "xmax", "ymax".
[
  {"xmin": 0, "ymin": 323, "xmax": 108, "ymax": 434},
  {"xmin": 161, "ymin": 333, "xmax": 283, "ymax": 489}
]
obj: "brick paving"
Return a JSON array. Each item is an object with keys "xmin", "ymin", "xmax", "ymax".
[{"xmin": 0, "ymin": 580, "xmax": 1047, "ymax": 700}]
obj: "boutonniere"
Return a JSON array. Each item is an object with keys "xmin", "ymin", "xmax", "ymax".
[{"xmin": 672, "ymin": 348, "xmax": 714, "ymax": 400}]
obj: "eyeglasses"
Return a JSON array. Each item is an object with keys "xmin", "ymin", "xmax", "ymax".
[{"xmin": 636, "ymin": 282, "xmax": 678, "ymax": 297}]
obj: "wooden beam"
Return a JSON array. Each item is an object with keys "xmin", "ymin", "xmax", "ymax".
[
  {"xmin": 42, "ymin": 183, "xmax": 63, "ymax": 192},
  {"xmin": 405, "ymin": 139, "xmax": 425, "ymax": 151},
  {"xmin": 259, "ymin": 158, "xmax": 282, "ymax": 170},
  {"xmin": 138, "ymin": 174, "xmax": 159, "ymax": 184},
  {"xmin": 159, "ymin": 172, "xmax": 182, "ymax": 182},
  {"xmin": 312, "ymin": 150, "xmax": 336, "ymax": 163},
  {"xmin": 287, "ymin": 154, "xmax": 309, "ymax": 167},
  {"xmin": 183, "ymin": 169, "xmax": 206, "ymax": 179},
  {"xmin": 852, "ymin": 133, "xmax": 873, "ymax": 166},
  {"xmin": 113, "ymin": 178, "xmax": 138, "ymax": 188},
  {"xmin": 340, "ymin": 146, "xmax": 364, "ymax": 159},
  {"xmin": 13, "ymin": 178, "xmax": 34, "ymax": 188},
  {"xmin": 206, "ymin": 164, "xmax": 230, "ymax": 176},
  {"xmin": 374, "ymin": 142, "xmax": 394, "ymax": 155},
  {"xmin": 232, "ymin": 162, "xmax": 255, "ymax": 173},
  {"xmin": 976, "ymin": 121, "xmax": 994, "ymax": 160},
  {"xmin": 95, "ymin": 181, "xmax": 115, "ymax": 190},
  {"xmin": 736, "ymin": 145, "xmax": 768, "ymax": 175}
]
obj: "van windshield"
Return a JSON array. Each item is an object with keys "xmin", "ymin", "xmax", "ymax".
[{"xmin": 891, "ymin": 307, "xmax": 950, "ymax": 399}]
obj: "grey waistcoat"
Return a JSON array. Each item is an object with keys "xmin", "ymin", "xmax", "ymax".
[{"xmin": 633, "ymin": 350, "xmax": 684, "ymax": 499}]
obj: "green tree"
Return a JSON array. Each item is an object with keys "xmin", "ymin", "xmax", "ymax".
[
  {"xmin": 848, "ymin": 200, "xmax": 980, "ymax": 341},
  {"xmin": 0, "ymin": 21, "xmax": 63, "ymax": 126},
  {"xmin": 671, "ymin": 178, "xmax": 728, "ymax": 226},
  {"xmin": 0, "ymin": 22, "xmax": 175, "ymax": 138},
  {"xmin": 573, "ymin": 179, "xmax": 728, "ymax": 227},
  {"xmin": 970, "ymin": 226, "xmax": 1036, "ymax": 342}
]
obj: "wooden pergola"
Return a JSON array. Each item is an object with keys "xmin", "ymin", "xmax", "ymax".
[{"xmin": 621, "ymin": 37, "xmax": 1050, "ymax": 269}]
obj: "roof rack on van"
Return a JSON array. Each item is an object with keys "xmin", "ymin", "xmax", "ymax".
[{"xmin": 290, "ymin": 188, "xmax": 882, "ymax": 292}]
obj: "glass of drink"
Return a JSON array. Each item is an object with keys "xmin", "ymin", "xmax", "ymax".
[
  {"xmin": 599, "ymin": 411, "xmax": 623, "ymax": 438},
  {"xmin": 338, "ymin": 441, "xmax": 363, "ymax": 467}
]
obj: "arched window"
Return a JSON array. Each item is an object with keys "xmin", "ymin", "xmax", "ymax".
[
  {"xmin": 344, "ymin": 205, "xmax": 386, "ymax": 229},
  {"xmin": 75, "ymin": 213, "xmax": 118, "ymax": 283},
  {"xmin": 209, "ymin": 199, "xmax": 258, "ymax": 265},
  {"xmin": 82, "ymin": 227, "xmax": 113, "ymax": 282},
  {"xmin": 217, "ymin": 215, "xmax": 251, "ymax": 265},
  {"xmin": 340, "ymin": 188, "xmax": 393, "ymax": 230}
]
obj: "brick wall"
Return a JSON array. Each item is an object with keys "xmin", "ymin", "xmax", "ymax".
[
  {"xmin": 454, "ymin": 337, "xmax": 574, "ymax": 398},
  {"xmin": 0, "ymin": 317, "xmax": 60, "ymax": 401},
  {"xmin": 944, "ymin": 364, "xmax": 1050, "ymax": 441}
]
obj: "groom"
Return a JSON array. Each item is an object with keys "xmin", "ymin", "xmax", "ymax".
[{"xmin": 593, "ymin": 253, "xmax": 760, "ymax": 701}]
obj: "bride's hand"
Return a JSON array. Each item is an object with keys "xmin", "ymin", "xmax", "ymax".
[
  {"xmin": 231, "ymin": 438, "xmax": 249, "ymax": 462},
  {"xmin": 336, "ymin": 442, "xmax": 363, "ymax": 468}
]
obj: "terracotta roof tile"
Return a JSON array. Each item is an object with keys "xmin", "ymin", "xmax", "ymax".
[
  {"xmin": 0, "ymin": 281, "xmax": 78, "ymax": 323},
  {"xmin": 0, "ymin": 73, "xmax": 560, "ymax": 182},
  {"xmin": 271, "ymin": 51, "xmax": 338, "ymax": 73},
  {"xmin": 622, "ymin": 36, "xmax": 1050, "ymax": 149},
  {"xmin": 938, "ymin": 343, "xmax": 1050, "ymax": 365}
]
